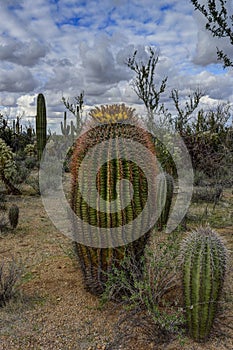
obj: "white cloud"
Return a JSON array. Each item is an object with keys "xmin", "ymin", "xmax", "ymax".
[
  {"xmin": 0, "ymin": 0, "xmax": 232, "ymax": 133},
  {"xmin": 0, "ymin": 39, "xmax": 49, "ymax": 67},
  {"xmin": 0, "ymin": 65, "xmax": 38, "ymax": 92}
]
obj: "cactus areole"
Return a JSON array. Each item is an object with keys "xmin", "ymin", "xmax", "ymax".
[{"xmin": 70, "ymin": 105, "xmax": 159, "ymax": 294}]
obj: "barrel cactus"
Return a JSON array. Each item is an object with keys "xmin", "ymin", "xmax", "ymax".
[
  {"xmin": 71, "ymin": 104, "xmax": 158, "ymax": 294},
  {"xmin": 180, "ymin": 226, "xmax": 227, "ymax": 342},
  {"xmin": 36, "ymin": 93, "xmax": 47, "ymax": 161}
]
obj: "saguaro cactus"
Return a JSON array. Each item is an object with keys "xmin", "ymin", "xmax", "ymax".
[
  {"xmin": 180, "ymin": 226, "xmax": 227, "ymax": 342},
  {"xmin": 36, "ymin": 93, "xmax": 47, "ymax": 161},
  {"xmin": 71, "ymin": 104, "xmax": 157, "ymax": 294},
  {"xmin": 61, "ymin": 111, "xmax": 70, "ymax": 137}
]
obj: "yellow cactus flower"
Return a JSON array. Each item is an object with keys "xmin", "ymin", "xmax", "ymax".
[{"xmin": 89, "ymin": 104, "xmax": 136, "ymax": 123}]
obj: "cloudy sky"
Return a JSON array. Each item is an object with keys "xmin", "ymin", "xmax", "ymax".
[{"xmin": 0, "ymin": 0, "xmax": 232, "ymax": 132}]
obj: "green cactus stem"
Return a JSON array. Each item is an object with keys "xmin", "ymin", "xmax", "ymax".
[
  {"xmin": 156, "ymin": 172, "xmax": 174, "ymax": 230},
  {"xmin": 180, "ymin": 226, "xmax": 227, "ymax": 342},
  {"xmin": 61, "ymin": 111, "xmax": 71, "ymax": 137},
  {"xmin": 36, "ymin": 93, "xmax": 47, "ymax": 161}
]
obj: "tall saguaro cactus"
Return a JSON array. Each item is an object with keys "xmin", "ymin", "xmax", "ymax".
[
  {"xmin": 180, "ymin": 226, "xmax": 227, "ymax": 342},
  {"xmin": 36, "ymin": 93, "xmax": 47, "ymax": 161},
  {"xmin": 71, "ymin": 104, "xmax": 158, "ymax": 294}
]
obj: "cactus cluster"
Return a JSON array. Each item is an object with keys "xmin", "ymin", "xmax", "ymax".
[
  {"xmin": 71, "ymin": 104, "xmax": 157, "ymax": 294},
  {"xmin": 180, "ymin": 226, "xmax": 227, "ymax": 342},
  {"xmin": 36, "ymin": 93, "xmax": 47, "ymax": 161},
  {"xmin": 0, "ymin": 138, "xmax": 20, "ymax": 194}
]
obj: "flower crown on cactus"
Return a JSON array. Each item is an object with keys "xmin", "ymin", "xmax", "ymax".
[{"xmin": 89, "ymin": 103, "xmax": 136, "ymax": 123}]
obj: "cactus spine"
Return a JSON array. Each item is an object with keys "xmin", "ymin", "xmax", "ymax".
[
  {"xmin": 8, "ymin": 204, "xmax": 19, "ymax": 229},
  {"xmin": 71, "ymin": 104, "xmax": 157, "ymax": 294},
  {"xmin": 156, "ymin": 172, "xmax": 174, "ymax": 230},
  {"xmin": 36, "ymin": 93, "xmax": 47, "ymax": 161},
  {"xmin": 180, "ymin": 226, "xmax": 227, "ymax": 342}
]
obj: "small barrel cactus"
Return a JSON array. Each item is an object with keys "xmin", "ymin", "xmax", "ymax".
[
  {"xmin": 8, "ymin": 204, "xmax": 19, "ymax": 229},
  {"xmin": 156, "ymin": 172, "xmax": 174, "ymax": 230},
  {"xmin": 180, "ymin": 226, "xmax": 227, "ymax": 342}
]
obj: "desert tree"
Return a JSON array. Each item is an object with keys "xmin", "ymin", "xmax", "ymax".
[
  {"xmin": 62, "ymin": 91, "xmax": 85, "ymax": 136},
  {"xmin": 126, "ymin": 47, "xmax": 169, "ymax": 131},
  {"xmin": 170, "ymin": 88, "xmax": 204, "ymax": 134},
  {"xmin": 191, "ymin": 0, "xmax": 233, "ymax": 67}
]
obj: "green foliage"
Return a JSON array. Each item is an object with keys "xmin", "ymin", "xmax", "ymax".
[
  {"xmin": 8, "ymin": 204, "xmax": 19, "ymax": 229},
  {"xmin": 180, "ymin": 226, "xmax": 228, "ymax": 342},
  {"xmin": 170, "ymin": 96, "xmax": 232, "ymax": 182},
  {"xmin": 0, "ymin": 138, "xmax": 16, "ymax": 180},
  {"xmin": 0, "ymin": 113, "xmax": 34, "ymax": 153},
  {"xmin": 0, "ymin": 138, "xmax": 20, "ymax": 194},
  {"xmin": 101, "ymin": 232, "xmax": 184, "ymax": 346},
  {"xmin": 36, "ymin": 93, "xmax": 47, "ymax": 161}
]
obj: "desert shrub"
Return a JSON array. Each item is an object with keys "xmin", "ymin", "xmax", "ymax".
[
  {"xmin": 192, "ymin": 185, "xmax": 223, "ymax": 204},
  {"xmin": 24, "ymin": 156, "xmax": 38, "ymax": 170},
  {"xmin": 24, "ymin": 173, "xmax": 40, "ymax": 195},
  {"xmin": 0, "ymin": 193, "xmax": 7, "ymax": 211},
  {"xmin": 101, "ymin": 232, "xmax": 185, "ymax": 347},
  {"xmin": 0, "ymin": 211, "xmax": 8, "ymax": 232},
  {"xmin": 8, "ymin": 204, "xmax": 19, "ymax": 229},
  {"xmin": 0, "ymin": 258, "xmax": 23, "ymax": 307},
  {"xmin": 0, "ymin": 203, "xmax": 19, "ymax": 232}
]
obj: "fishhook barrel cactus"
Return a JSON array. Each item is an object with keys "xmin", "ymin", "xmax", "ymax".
[
  {"xmin": 180, "ymin": 226, "xmax": 227, "ymax": 342},
  {"xmin": 71, "ymin": 104, "xmax": 158, "ymax": 294}
]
